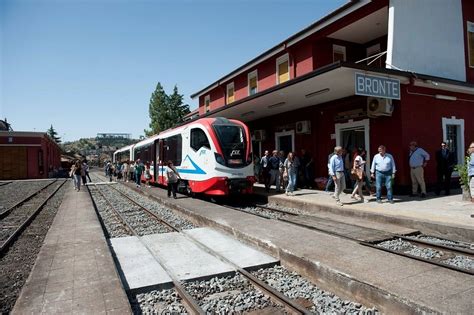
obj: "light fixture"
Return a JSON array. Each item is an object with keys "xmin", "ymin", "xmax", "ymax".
[
  {"xmin": 305, "ymin": 88, "xmax": 330, "ymax": 98},
  {"xmin": 267, "ymin": 102, "xmax": 286, "ymax": 109},
  {"xmin": 435, "ymin": 94, "xmax": 457, "ymax": 101},
  {"xmin": 241, "ymin": 111, "xmax": 255, "ymax": 117},
  {"xmin": 425, "ymin": 80, "xmax": 439, "ymax": 86}
]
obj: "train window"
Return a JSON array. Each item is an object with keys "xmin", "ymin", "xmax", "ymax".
[
  {"xmin": 164, "ymin": 135, "xmax": 182, "ymax": 166},
  {"xmin": 191, "ymin": 128, "xmax": 211, "ymax": 151}
]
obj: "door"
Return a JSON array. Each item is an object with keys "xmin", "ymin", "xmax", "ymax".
[
  {"xmin": 275, "ymin": 130, "xmax": 295, "ymax": 155},
  {"xmin": 335, "ymin": 119, "xmax": 370, "ymax": 173}
]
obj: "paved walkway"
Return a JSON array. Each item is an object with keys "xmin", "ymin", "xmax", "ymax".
[{"xmin": 12, "ymin": 184, "xmax": 131, "ymax": 314}]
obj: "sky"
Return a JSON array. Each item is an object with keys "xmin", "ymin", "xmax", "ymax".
[{"xmin": 1, "ymin": 0, "xmax": 347, "ymax": 142}]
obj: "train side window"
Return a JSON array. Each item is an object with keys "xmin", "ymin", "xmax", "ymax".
[
  {"xmin": 164, "ymin": 135, "xmax": 182, "ymax": 166},
  {"xmin": 190, "ymin": 128, "xmax": 211, "ymax": 151}
]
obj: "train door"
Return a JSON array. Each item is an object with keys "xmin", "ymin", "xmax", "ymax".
[{"xmin": 157, "ymin": 139, "xmax": 165, "ymax": 184}]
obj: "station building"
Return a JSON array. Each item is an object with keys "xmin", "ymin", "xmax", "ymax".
[
  {"xmin": 0, "ymin": 131, "xmax": 61, "ymax": 180},
  {"xmin": 191, "ymin": 0, "xmax": 474, "ymax": 191}
]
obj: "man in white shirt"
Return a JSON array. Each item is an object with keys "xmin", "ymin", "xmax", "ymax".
[
  {"xmin": 409, "ymin": 141, "xmax": 430, "ymax": 198},
  {"xmin": 371, "ymin": 145, "xmax": 396, "ymax": 203},
  {"xmin": 329, "ymin": 146, "xmax": 345, "ymax": 206}
]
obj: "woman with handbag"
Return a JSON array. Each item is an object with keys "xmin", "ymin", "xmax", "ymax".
[
  {"xmin": 284, "ymin": 152, "xmax": 297, "ymax": 196},
  {"xmin": 351, "ymin": 148, "xmax": 368, "ymax": 203}
]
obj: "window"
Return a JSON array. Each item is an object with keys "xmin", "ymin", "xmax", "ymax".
[
  {"xmin": 366, "ymin": 43, "xmax": 382, "ymax": 67},
  {"xmin": 276, "ymin": 54, "xmax": 289, "ymax": 84},
  {"xmin": 468, "ymin": 22, "xmax": 474, "ymax": 67},
  {"xmin": 204, "ymin": 95, "xmax": 210, "ymax": 113},
  {"xmin": 226, "ymin": 82, "xmax": 235, "ymax": 104},
  {"xmin": 248, "ymin": 70, "xmax": 258, "ymax": 95},
  {"xmin": 164, "ymin": 135, "xmax": 182, "ymax": 166},
  {"xmin": 442, "ymin": 117, "xmax": 465, "ymax": 169},
  {"xmin": 190, "ymin": 128, "xmax": 211, "ymax": 151},
  {"xmin": 333, "ymin": 44, "xmax": 346, "ymax": 62}
]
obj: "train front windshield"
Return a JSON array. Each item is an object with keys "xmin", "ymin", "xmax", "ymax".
[{"xmin": 213, "ymin": 125, "xmax": 249, "ymax": 167}]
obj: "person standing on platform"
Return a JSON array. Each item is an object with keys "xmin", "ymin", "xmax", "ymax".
[
  {"xmin": 408, "ymin": 141, "xmax": 430, "ymax": 198},
  {"xmin": 468, "ymin": 142, "xmax": 474, "ymax": 203},
  {"xmin": 283, "ymin": 152, "xmax": 297, "ymax": 196},
  {"xmin": 73, "ymin": 161, "xmax": 82, "ymax": 191},
  {"xmin": 329, "ymin": 146, "xmax": 345, "ymax": 206},
  {"xmin": 371, "ymin": 145, "xmax": 396, "ymax": 204},
  {"xmin": 144, "ymin": 162, "xmax": 152, "ymax": 187},
  {"xmin": 269, "ymin": 150, "xmax": 282, "ymax": 193},
  {"xmin": 135, "ymin": 159, "xmax": 144, "ymax": 188},
  {"xmin": 278, "ymin": 150, "xmax": 286, "ymax": 192},
  {"xmin": 166, "ymin": 160, "xmax": 181, "ymax": 199},
  {"xmin": 122, "ymin": 160, "xmax": 130, "ymax": 183},
  {"xmin": 351, "ymin": 148, "xmax": 367, "ymax": 203},
  {"xmin": 325, "ymin": 150, "xmax": 335, "ymax": 192},
  {"xmin": 260, "ymin": 150, "xmax": 270, "ymax": 190},
  {"xmin": 129, "ymin": 161, "xmax": 135, "ymax": 182},
  {"xmin": 435, "ymin": 142, "xmax": 456, "ymax": 196}
]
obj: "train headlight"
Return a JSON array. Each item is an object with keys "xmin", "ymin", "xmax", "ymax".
[{"xmin": 214, "ymin": 152, "xmax": 226, "ymax": 166}]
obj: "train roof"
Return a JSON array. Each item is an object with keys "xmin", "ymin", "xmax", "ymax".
[{"xmin": 114, "ymin": 144, "xmax": 134, "ymax": 154}]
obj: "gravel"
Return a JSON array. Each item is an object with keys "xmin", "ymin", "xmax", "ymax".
[
  {"xmin": 0, "ymin": 182, "xmax": 66, "ymax": 314},
  {"xmin": 113, "ymin": 184, "xmax": 197, "ymax": 231},
  {"xmin": 130, "ymin": 288, "xmax": 187, "ymax": 314},
  {"xmin": 442, "ymin": 255, "xmax": 474, "ymax": 270},
  {"xmin": 406, "ymin": 235, "xmax": 474, "ymax": 250},
  {"xmin": 403, "ymin": 247, "xmax": 443, "ymax": 259},
  {"xmin": 183, "ymin": 273, "xmax": 283, "ymax": 314},
  {"xmin": 0, "ymin": 180, "xmax": 56, "ymax": 213},
  {"xmin": 377, "ymin": 238, "xmax": 413, "ymax": 251},
  {"xmin": 252, "ymin": 265, "xmax": 378, "ymax": 314},
  {"xmin": 89, "ymin": 186, "xmax": 132, "ymax": 238}
]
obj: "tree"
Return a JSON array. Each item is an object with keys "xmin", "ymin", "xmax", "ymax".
[
  {"xmin": 144, "ymin": 83, "xmax": 190, "ymax": 136},
  {"xmin": 144, "ymin": 82, "xmax": 168, "ymax": 137},
  {"xmin": 47, "ymin": 124, "xmax": 61, "ymax": 143}
]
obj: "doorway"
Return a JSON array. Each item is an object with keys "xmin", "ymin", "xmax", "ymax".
[
  {"xmin": 275, "ymin": 130, "xmax": 295, "ymax": 155},
  {"xmin": 335, "ymin": 119, "xmax": 370, "ymax": 173}
]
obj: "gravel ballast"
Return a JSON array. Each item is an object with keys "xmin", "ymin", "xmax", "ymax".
[{"xmin": 130, "ymin": 288, "xmax": 187, "ymax": 314}]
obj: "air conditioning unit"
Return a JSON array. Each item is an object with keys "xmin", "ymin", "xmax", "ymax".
[
  {"xmin": 367, "ymin": 97, "xmax": 394, "ymax": 117},
  {"xmin": 296, "ymin": 120, "xmax": 311, "ymax": 134},
  {"xmin": 253, "ymin": 130, "xmax": 266, "ymax": 141}
]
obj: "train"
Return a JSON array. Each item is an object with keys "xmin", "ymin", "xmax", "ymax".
[{"xmin": 112, "ymin": 117, "xmax": 255, "ymax": 196}]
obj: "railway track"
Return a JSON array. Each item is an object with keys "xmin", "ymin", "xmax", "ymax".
[
  {"xmin": 0, "ymin": 179, "xmax": 67, "ymax": 254},
  {"xmin": 221, "ymin": 203, "xmax": 474, "ymax": 276},
  {"xmin": 0, "ymin": 181, "xmax": 13, "ymax": 187},
  {"xmin": 89, "ymin": 181, "xmax": 312, "ymax": 314}
]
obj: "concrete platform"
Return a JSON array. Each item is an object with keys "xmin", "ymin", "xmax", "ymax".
[
  {"xmin": 142, "ymin": 231, "xmax": 235, "ymax": 281},
  {"xmin": 12, "ymin": 184, "xmax": 131, "ymax": 314},
  {"xmin": 184, "ymin": 227, "xmax": 278, "ymax": 269},
  {"xmin": 127, "ymin": 181, "xmax": 474, "ymax": 314},
  {"xmin": 110, "ymin": 236, "xmax": 171, "ymax": 291},
  {"xmin": 256, "ymin": 185, "xmax": 474, "ymax": 242}
]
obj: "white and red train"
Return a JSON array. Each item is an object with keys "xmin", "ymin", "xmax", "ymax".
[{"xmin": 113, "ymin": 117, "xmax": 255, "ymax": 196}]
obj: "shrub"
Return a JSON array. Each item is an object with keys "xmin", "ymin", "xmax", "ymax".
[{"xmin": 454, "ymin": 155, "xmax": 471, "ymax": 188}]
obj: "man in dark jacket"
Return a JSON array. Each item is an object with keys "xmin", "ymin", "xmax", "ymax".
[{"xmin": 435, "ymin": 142, "xmax": 457, "ymax": 195}]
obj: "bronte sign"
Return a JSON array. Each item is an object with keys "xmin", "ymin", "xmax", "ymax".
[{"xmin": 355, "ymin": 73, "xmax": 400, "ymax": 100}]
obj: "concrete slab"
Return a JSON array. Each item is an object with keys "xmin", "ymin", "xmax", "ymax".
[
  {"xmin": 184, "ymin": 227, "xmax": 278, "ymax": 269},
  {"xmin": 110, "ymin": 236, "xmax": 171, "ymax": 290},
  {"xmin": 142, "ymin": 232, "xmax": 235, "ymax": 281}
]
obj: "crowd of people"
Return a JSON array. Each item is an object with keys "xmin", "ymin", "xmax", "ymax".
[
  {"xmin": 69, "ymin": 160, "xmax": 92, "ymax": 191},
  {"xmin": 255, "ymin": 140, "xmax": 474, "ymax": 206}
]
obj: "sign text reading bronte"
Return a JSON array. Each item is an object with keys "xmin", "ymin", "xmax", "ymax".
[{"xmin": 355, "ymin": 73, "xmax": 400, "ymax": 100}]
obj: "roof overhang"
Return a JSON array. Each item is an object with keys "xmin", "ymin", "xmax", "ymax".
[{"xmin": 202, "ymin": 62, "xmax": 411, "ymax": 123}]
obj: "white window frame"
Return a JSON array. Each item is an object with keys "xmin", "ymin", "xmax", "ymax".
[
  {"xmin": 204, "ymin": 95, "xmax": 210, "ymax": 113},
  {"xmin": 226, "ymin": 82, "xmax": 235, "ymax": 104},
  {"xmin": 335, "ymin": 119, "xmax": 370, "ymax": 174},
  {"xmin": 248, "ymin": 70, "xmax": 258, "ymax": 96},
  {"xmin": 468, "ymin": 21, "xmax": 474, "ymax": 68},
  {"xmin": 274, "ymin": 130, "xmax": 295, "ymax": 153},
  {"xmin": 333, "ymin": 44, "xmax": 346, "ymax": 62},
  {"xmin": 442, "ymin": 117, "xmax": 465, "ymax": 174},
  {"xmin": 275, "ymin": 53, "xmax": 290, "ymax": 85}
]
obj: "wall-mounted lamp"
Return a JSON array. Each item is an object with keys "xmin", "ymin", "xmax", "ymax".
[
  {"xmin": 305, "ymin": 88, "xmax": 330, "ymax": 98},
  {"xmin": 435, "ymin": 94, "xmax": 457, "ymax": 101},
  {"xmin": 267, "ymin": 102, "xmax": 286, "ymax": 109},
  {"xmin": 241, "ymin": 111, "xmax": 255, "ymax": 117}
]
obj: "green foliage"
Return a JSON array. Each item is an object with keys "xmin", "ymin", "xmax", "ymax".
[
  {"xmin": 454, "ymin": 155, "xmax": 471, "ymax": 187},
  {"xmin": 47, "ymin": 124, "xmax": 61, "ymax": 143},
  {"xmin": 144, "ymin": 83, "xmax": 190, "ymax": 136}
]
